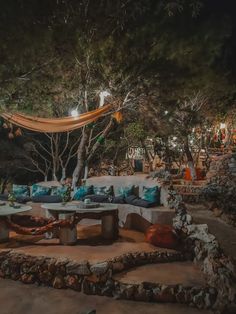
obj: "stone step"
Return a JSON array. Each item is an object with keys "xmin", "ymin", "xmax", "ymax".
[{"xmin": 114, "ymin": 261, "xmax": 205, "ymax": 287}]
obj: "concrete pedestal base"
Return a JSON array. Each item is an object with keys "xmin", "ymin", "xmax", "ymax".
[
  {"xmin": 58, "ymin": 213, "xmax": 77, "ymax": 245},
  {"xmin": 102, "ymin": 214, "xmax": 118, "ymax": 240},
  {"xmin": 0, "ymin": 220, "xmax": 9, "ymax": 243}
]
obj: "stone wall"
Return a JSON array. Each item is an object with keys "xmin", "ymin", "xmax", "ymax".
[
  {"xmin": 0, "ymin": 249, "xmax": 216, "ymax": 309},
  {"xmin": 169, "ymin": 188, "xmax": 236, "ymax": 313},
  {"xmin": 202, "ymin": 153, "xmax": 236, "ymax": 226}
]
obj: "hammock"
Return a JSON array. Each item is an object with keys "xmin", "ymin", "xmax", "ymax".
[{"xmin": 1, "ymin": 105, "xmax": 111, "ymax": 133}]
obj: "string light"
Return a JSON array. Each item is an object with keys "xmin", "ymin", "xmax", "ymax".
[{"xmin": 70, "ymin": 107, "xmax": 79, "ymax": 117}]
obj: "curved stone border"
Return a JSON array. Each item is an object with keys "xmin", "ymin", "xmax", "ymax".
[
  {"xmin": 0, "ymin": 249, "xmax": 215, "ymax": 309},
  {"xmin": 168, "ymin": 187, "xmax": 236, "ymax": 313}
]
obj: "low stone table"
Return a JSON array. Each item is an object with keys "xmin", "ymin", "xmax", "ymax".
[
  {"xmin": 0, "ymin": 203, "xmax": 32, "ymax": 242},
  {"xmin": 41, "ymin": 202, "xmax": 119, "ymax": 245}
]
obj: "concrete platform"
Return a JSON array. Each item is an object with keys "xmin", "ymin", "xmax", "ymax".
[
  {"xmin": 0, "ymin": 278, "xmax": 213, "ymax": 314},
  {"xmin": 114, "ymin": 261, "xmax": 206, "ymax": 286},
  {"xmin": 0, "ymin": 224, "xmax": 176, "ymax": 263}
]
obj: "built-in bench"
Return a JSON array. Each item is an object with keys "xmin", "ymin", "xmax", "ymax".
[{"xmin": 85, "ymin": 175, "xmax": 174, "ymax": 232}]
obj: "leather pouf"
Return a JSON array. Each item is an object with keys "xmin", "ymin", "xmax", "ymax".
[{"xmin": 145, "ymin": 224, "xmax": 178, "ymax": 249}]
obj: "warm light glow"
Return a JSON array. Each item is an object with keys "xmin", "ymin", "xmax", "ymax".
[
  {"xmin": 70, "ymin": 108, "xmax": 79, "ymax": 117},
  {"xmin": 99, "ymin": 90, "xmax": 111, "ymax": 107},
  {"xmin": 220, "ymin": 123, "xmax": 226, "ymax": 129},
  {"xmin": 164, "ymin": 110, "xmax": 169, "ymax": 115}
]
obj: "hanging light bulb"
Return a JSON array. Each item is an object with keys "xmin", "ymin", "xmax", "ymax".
[
  {"xmin": 99, "ymin": 91, "xmax": 111, "ymax": 107},
  {"xmin": 70, "ymin": 106, "xmax": 79, "ymax": 117},
  {"xmin": 220, "ymin": 123, "xmax": 226, "ymax": 129}
]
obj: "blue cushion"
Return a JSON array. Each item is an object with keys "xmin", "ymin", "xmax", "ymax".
[
  {"xmin": 94, "ymin": 186, "xmax": 113, "ymax": 196},
  {"xmin": 142, "ymin": 186, "xmax": 160, "ymax": 205},
  {"xmin": 73, "ymin": 185, "xmax": 93, "ymax": 200},
  {"xmin": 51, "ymin": 186, "xmax": 69, "ymax": 197},
  {"xmin": 32, "ymin": 184, "xmax": 51, "ymax": 197},
  {"xmin": 125, "ymin": 195, "xmax": 155, "ymax": 208},
  {"xmin": 117, "ymin": 185, "xmax": 134, "ymax": 198},
  {"xmin": 12, "ymin": 184, "xmax": 30, "ymax": 197}
]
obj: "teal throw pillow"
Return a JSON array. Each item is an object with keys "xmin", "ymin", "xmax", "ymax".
[
  {"xmin": 51, "ymin": 186, "xmax": 69, "ymax": 197},
  {"xmin": 73, "ymin": 185, "xmax": 93, "ymax": 200},
  {"xmin": 94, "ymin": 186, "xmax": 113, "ymax": 196},
  {"xmin": 142, "ymin": 186, "xmax": 160, "ymax": 204},
  {"xmin": 12, "ymin": 184, "xmax": 29, "ymax": 197},
  {"xmin": 32, "ymin": 184, "xmax": 51, "ymax": 197},
  {"xmin": 117, "ymin": 185, "xmax": 134, "ymax": 198}
]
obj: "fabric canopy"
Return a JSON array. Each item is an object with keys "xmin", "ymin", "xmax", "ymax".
[{"xmin": 1, "ymin": 105, "xmax": 111, "ymax": 133}]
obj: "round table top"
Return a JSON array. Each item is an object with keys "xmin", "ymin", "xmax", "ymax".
[
  {"xmin": 41, "ymin": 202, "xmax": 118, "ymax": 213},
  {"xmin": 0, "ymin": 203, "xmax": 32, "ymax": 216}
]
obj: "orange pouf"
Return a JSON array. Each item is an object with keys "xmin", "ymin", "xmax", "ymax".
[{"xmin": 145, "ymin": 224, "xmax": 179, "ymax": 249}]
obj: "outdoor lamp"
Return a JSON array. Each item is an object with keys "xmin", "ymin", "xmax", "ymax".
[
  {"xmin": 70, "ymin": 107, "xmax": 79, "ymax": 117},
  {"xmin": 99, "ymin": 90, "xmax": 111, "ymax": 107},
  {"xmin": 220, "ymin": 123, "xmax": 226, "ymax": 129}
]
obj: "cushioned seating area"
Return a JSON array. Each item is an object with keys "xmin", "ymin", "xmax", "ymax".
[{"xmin": 85, "ymin": 175, "xmax": 174, "ymax": 230}]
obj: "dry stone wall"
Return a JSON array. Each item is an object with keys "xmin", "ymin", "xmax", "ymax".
[{"xmin": 169, "ymin": 187, "xmax": 236, "ymax": 313}]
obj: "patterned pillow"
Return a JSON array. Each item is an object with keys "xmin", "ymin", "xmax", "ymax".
[
  {"xmin": 32, "ymin": 184, "xmax": 51, "ymax": 197},
  {"xmin": 51, "ymin": 186, "xmax": 69, "ymax": 197},
  {"xmin": 142, "ymin": 186, "xmax": 160, "ymax": 205},
  {"xmin": 117, "ymin": 185, "xmax": 134, "ymax": 198},
  {"xmin": 12, "ymin": 184, "xmax": 30, "ymax": 197},
  {"xmin": 94, "ymin": 186, "xmax": 113, "ymax": 196},
  {"xmin": 73, "ymin": 185, "xmax": 94, "ymax": 200}
]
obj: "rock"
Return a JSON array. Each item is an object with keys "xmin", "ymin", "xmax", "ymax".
[
  {"xmin": 186, "ymin": 224, "xmax": 215, "ymax": 243},
  {"xmin": 112, "ymin": 261, "xmax": 124, "ymax": 273},
  {"xmin": 90, "ymin": 262, "xmax": 109, "ymax": 275},
  {"xmin": 66, "ymin": 260, "xmax": 90, "ymax": 275},
  {"xmin": 38, "ymin": 270, "xmax": 53, "ymax": 284},
  {"xmin": 134, "ymin": 284, "xmax": 152, "ymax": 301},
  {"xmin": 21, "ymin": 274, "xmax": 35, "ymax": 284},
  {"xmin": 65, "ymin": 274, "xmax": 81, "ymax": 291},
  {"xmin": 212, "ymin": 208, "xmax": 223, "ymax": 217},
  {"xmin": 52, "ymin": 275, "xmax": 65, "ymax": 289}
]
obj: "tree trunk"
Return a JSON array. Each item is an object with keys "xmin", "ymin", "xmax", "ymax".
[
  {"xmin": 61, "ymin": 167, "xmax": 66, "ymax": 183},
  {"xmin": 83, "ymin": 163, "xmax": 88, "ymax": 180},
  {"xmin": 184, "ymin": 137, "xmax": 196, "ymax": 180},
  {"xmin": 44, "ymin": 175, "xmax": 48, "ymax": 182},
  {"xmin": 72, "ymin": 130, "xmax": 89, "ymax": 189},
  {"xmin": 86, "ymin": 118, "xmax": 114, "ymax": 164}
]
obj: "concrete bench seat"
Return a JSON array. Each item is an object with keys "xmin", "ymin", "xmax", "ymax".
[{"xmin": 85, "ymin": 175, "xmax": 174, "ymax": 231}]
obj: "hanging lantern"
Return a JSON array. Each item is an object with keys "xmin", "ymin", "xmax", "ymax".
[
  {"xmin": 15, "ymin": 128, "xmax": 22, "ymax": 137},
  {"xmin": 113, "ymin": 111, "xmax": 123, "ymax": 123},
  {"xmin": 8, "ymin": 131, "xmax": 14, "ymax": 139}
]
